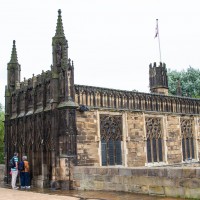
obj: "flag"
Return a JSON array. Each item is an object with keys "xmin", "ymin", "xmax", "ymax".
[
  {"xmin": 154, "ymin": 19, "xmax": 162, "ymax": 62},
  {"xmin": 154, "ymin": 19, "xmax": 158, "ymax": 38}
]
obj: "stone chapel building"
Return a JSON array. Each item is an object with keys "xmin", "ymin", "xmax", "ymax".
[{"xmin": 4, "ymin": 9, "xmax": 200, "ymax": 188}]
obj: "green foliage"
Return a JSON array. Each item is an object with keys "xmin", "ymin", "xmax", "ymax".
[
  {"xmin": 0, "ymin": 103, "xmax": 4, "ymax": 164},
  {"xmin": 168, "ymin": 66, "xmax": 200, "ymax": 98}
]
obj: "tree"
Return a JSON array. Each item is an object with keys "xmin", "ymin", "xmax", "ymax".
[
  {"xmin": 0, "ymin": 103, "xmax": 4, "ymax": 164},
  {"xmin": 168, "ymin": 66, "xmax": 200, "ymax": 98}
]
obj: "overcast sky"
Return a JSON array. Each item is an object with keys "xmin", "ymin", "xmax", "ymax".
[{"xmin": 1, "ymin": 0, "xmax": 200, "ymax": 107}]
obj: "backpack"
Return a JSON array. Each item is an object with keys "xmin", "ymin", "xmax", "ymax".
[
  {"xmin": 18, "ymin": 161, "xmax": 25, "ymax": 171},
  {"xmin": 9, "ymin": 157, "xmax": 15, "ymax": 168}
]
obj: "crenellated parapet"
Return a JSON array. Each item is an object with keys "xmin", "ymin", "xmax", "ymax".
[
  {"xmin": 75, "ymin": 84, "xmax": 200, "ymax": 114},
  {"xmin": 149, "ymin": 62, "xmax": 168, "ymax": 95}
]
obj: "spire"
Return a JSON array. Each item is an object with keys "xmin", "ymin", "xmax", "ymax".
[
  {"xmin": 9, "ymin": 40, "xmax": 18, "ymax": 63},
  {"xmin": 55, "ymin": 9, "xmax": 65, "ymax": 37},
  {"xmin": 52, "ymin": 9, "xmax": 68, "ymax": 70},
  {"xmin": 7, "ymin": 40, "xmax": 21, "ymax": 89}
]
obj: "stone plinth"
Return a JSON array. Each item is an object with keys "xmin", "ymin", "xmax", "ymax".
[{"xmin": 73, "ymin": 166, "xmax": 200, "ymax": 199}]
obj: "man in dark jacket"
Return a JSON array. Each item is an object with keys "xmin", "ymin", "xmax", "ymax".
[{"xmin": 11, "ymin": 152, "xmax": 19, "ymax": 189}]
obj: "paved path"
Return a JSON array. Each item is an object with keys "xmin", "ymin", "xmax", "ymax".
[
  {"xmin": 0, "ymin": 187, "xmax": 185, "ymax": 200},
  {"xmin": 0, "ymin": 188, "xmax": 83, "ymax": 200}
]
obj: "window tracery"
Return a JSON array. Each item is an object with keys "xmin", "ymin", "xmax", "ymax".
[
  {"xmin": 145, "ymin": 117, "xmax": 163, "ymax": 163},
  {"xmin": 181, "ymin": 119, "xmax": 195, "ymax": 160},
  {"xmin": 100, "ymin": 115, "xmax": 122, "ymax": 166}
]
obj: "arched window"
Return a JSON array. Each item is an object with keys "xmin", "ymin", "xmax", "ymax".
[
  {"xmin": 181, "ymin": 119, "xmax": 195, "ymax": 161},
  {"xmin": 100, "ymin": 115, "xmax": 122, "ymax": 166},
  {"xmin": 145, "ymin": 117, "xmax": 163, "ymax": 163}
]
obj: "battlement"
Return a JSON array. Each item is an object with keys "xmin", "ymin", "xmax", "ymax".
[
  {"xmin": 149, "ymin": 62, "xmax": 166, "ymax": 69},
  {"xmin": 149, "ymin": 62, "xmax": 168, "ymax": 95}
]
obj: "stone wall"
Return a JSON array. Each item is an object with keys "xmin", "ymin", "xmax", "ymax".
[
  {"xmin": 76, "ymin": 108, "xmax": 200, "ymax": 167},
  {"xmin": 166, "ymin": 115, "xmax": 182, "ymax": 164},
  {"xmin": 126, "ymin": 112, "xmax": 146, "ymax": 166},
  {"xmin": 73, "ymin": 166, "xmax": 200, "ymax": 199},
  {"xmin": 76, "ymin": 110, "xmax": 99, "ymax": 166}
]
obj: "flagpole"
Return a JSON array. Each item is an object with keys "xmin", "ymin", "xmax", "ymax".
[{"xmin": 156, "ymin": 19, "xmax": 162, "ymax": 62}]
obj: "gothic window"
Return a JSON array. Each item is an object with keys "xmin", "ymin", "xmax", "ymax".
[
  {"xmin": 100, "ymin": 115, "xmax": 122, "ymax": 166},
  {"xmin": 181, "ymin": 119, "xmax": 195, "ymax": 161},
  {"xmin": 145, "ymin": 117, "xmax": 163, "ymax": 163}
]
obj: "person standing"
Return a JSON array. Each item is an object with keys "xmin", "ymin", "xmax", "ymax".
[
  {"xmin": 11, "ymin": 152, "xmax": 19, "ymax": 189},
  {"xmin": 19, "ymin": 156, "xmax": 30, "ymax": 189}
]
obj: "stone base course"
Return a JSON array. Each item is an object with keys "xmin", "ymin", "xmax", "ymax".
[{"xmin": 73, "ymin": 166, "xmax": 200, "ymax": 199}]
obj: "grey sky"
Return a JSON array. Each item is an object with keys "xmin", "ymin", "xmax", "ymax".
[{"xmin": 1, "ymin": 0, "xmax": 200, "ymax": 106}]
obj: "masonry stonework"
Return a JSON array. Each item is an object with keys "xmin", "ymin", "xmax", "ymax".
[
  {"xmin": 4, "ymin": 9, "xmax": 200, "ymax": 198},
  {"xmin": 73, "ymin": 166, "xmax": 200, "ymax": 199},
  {"xmin": 166, "ymin": 115, "xmax": 182, "ymax": 164},
  {"xmin": 126, "ymin": 112, "xmax": 146, "ymax": 167},
  {"xmin": 76, "ymin": 110, "xmax": 99, "ymax": 166},
  {"xmin": 76, "ymin": 109, "xmax": 200, "ymax": 167}
]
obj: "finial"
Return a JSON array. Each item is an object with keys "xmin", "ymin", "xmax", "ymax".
[
  {"xmin": 9, "ymin": 40, "xmax": 18, "ymax": 63},
  {"xmin": 72, "ymin": 60, "xmax": 74, "ymax": 66},
  {"xmin": 55, "ymin": 9, "xmax": 65, "ymax": 37}
]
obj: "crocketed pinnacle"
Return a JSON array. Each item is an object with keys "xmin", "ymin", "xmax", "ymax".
[
  {"xmin": 9, "ymin": 40, "xmax": 18, "ymax": 63},
  {"xmin": 55, "ymin": 9, "xmax": 65, "ymax": 37}
]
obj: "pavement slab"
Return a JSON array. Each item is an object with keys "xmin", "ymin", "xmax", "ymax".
[{"xmin": 0, "ymin": 188, "xmax": 80, "ymax": 200}]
